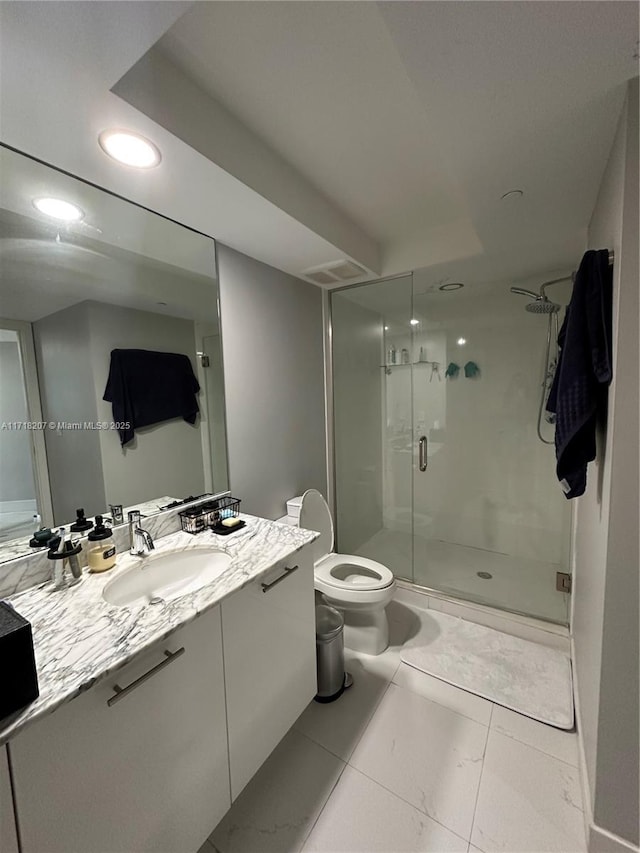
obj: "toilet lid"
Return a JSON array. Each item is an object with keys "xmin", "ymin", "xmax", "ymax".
[{"xmin": 299, "ymin": 489, "xmax": 334, "ymax": 562}]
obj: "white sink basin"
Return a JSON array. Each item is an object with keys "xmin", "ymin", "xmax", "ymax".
[{"xmin": 103, "ymin": 548, "xmax": 232, "ymax": 608}]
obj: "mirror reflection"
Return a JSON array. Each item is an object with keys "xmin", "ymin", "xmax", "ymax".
[{"xmin": 0, "ymin": 146, "xmax": 228, "ymax": 563}]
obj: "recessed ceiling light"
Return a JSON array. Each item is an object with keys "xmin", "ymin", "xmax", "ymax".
[
  {"xmin": 99, "ymin": 129, "xmax": 161, "ymax": 168},
  {"xmin": 410, "ymin": 318, "xmax": 420, "ymax": 326},
  {"xmin": 500, "ymin": 189, "xmax": 524, "ymax": 200},
  {"xmin": 384, "ymin": 325, "xmax": 389, "ymax": 331},
  {"xmin": 33, "ymin": 197, "xmax": 84, "ymax": 222},
  {"xmin": 457, "ymin": 337, "xmax": 467, "ymax": 346},
  {"xmin": 439, "ymin": 282, "xmax": 464, "ymax": 292}
]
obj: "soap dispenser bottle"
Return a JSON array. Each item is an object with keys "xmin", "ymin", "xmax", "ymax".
[
  {"xmin": 70, "ymin": 507, "xmax": 93, "ymax": 533},
  {"xmin": 87, "ymin": 516, "xmax": 117, "ymax": 573}
]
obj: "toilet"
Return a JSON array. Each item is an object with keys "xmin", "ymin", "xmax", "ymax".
[{"xmin": 297, "ymin": 489, "xmax": 395, "ymax": 656}]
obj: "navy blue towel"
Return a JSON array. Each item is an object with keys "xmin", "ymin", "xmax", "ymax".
[
  {"xmin": 546, "ymin": 250, "xmax": 612, "ymax": 498},
  {"xmin": 103, "ymin": 349, "xmax": 200, "ymax": 446}
]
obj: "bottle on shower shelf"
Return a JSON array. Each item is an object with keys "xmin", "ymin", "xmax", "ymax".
[{"xmin": 387, "ymin": 344, "xmax": 396, "ymax": 365}]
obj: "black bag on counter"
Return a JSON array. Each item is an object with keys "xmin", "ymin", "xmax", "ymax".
[{"xmin": 0, "ymin": 601, "xmax": 39, "ymax": 720}]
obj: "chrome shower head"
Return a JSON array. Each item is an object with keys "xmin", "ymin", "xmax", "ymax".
[
  {"xmin": 511, "ymin": 273, "xmax": 571, "ymax": 314},
  {"xmin": 510, "ymin": 285, "xmax": 560, "ymax": 314},
  {"xmin": 525, "ymin": 298, "xmax": 560, "ymax": 314}
]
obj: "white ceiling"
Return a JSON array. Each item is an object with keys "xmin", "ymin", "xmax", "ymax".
[
  {"xmin": 158, "ymin": 2, "xmax": 469, "ymax": 246},
  {"xmin": 0, "ymin": 1, "xmax": 637, "ymax": 290}
]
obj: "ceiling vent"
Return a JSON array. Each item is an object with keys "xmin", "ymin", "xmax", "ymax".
[{"xmin": 302, "ymin": 259, "xmax": 368, "ymax": 286}]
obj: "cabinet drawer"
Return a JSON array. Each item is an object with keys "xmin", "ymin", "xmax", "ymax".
[
  {"xmin": 10, "ymin": 606, "xmax": 230, "ymax": 853},
  {"xmin": 222, "ymin": 546, "xmax": 316, "ymax": 800}
]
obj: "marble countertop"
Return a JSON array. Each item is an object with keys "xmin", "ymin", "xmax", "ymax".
[{"xmin": 1, "ymin": 515, "xmax": 318, "ymax": 746}]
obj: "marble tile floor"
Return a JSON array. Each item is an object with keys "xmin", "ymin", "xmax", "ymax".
[{"xmin": 201, "ymin": 600, "xmax": 586, "ymax": 853}]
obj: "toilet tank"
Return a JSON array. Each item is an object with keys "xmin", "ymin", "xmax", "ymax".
[{"xmin": 286, "ymin": 496, "xmax": 303, "ymax": 521}]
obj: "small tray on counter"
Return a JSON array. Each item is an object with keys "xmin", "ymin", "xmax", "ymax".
[{"xmin": 210, "ymin": 520, "xmax": 246, "ymax": 536}]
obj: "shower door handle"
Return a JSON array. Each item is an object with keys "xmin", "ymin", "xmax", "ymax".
[{"xmin": 418, "ymin": 436, "xmax": 428, "ymax": 471}]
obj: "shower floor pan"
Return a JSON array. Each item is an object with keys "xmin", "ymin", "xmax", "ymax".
[{"xmin": 357, "ymin": 529, "xmax": 568, "ymax": 625}]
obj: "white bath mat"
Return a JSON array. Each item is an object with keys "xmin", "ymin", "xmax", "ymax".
[{"xmin": 400, "ymin": 609, "xmax": 574, "ymax": 729}]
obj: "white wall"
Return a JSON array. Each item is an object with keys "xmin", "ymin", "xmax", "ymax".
[
  {"xmin": 573, "ymin": 78, "xmax": 639, "ymax": 850},
  {"xmin": 331, "ymin": 294, "xmax": 384, "ymax": 553},
  {"xmin": 217, "ymin": 245, "xmax": 326, "ymax": 520}
]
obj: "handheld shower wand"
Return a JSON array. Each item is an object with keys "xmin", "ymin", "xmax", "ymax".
[{"xmin": 510, "ymin": 274, "xmax": 571, "ymax": 443}]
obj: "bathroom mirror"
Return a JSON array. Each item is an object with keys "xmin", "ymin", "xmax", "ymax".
[{"xmin": 0, "ymin": 145, "xmax": 229, "ymax": 563}]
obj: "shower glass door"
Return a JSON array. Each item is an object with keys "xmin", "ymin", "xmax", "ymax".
[
  {"xmin": 331, "ymin": 274, "xmax": 414, "ymax": 583},
  {"xmin": 410, "ymin": 276, "xmax": 571, "ymax": 623},
  {"xmin": 331, "ymin": 273, "xmax": 571, "ymax": 624}
]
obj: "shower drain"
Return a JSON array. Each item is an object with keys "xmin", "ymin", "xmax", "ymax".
[{"xmin": 477, "ymin": 571, "xmax": 493, "ymax": 579}]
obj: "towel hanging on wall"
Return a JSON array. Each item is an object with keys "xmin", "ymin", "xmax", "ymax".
[
  {"xmin": 546, "ymin": 249, "xmax": 613, "ymax": 498},
  {"xmin": 103, "ymin": 348, "xmax": 200, "ymax": 446}
]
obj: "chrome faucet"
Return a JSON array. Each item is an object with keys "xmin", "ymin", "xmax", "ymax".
[{"xmin": 128, "ymin": 511, "xmax": 155, "ymax": 556}]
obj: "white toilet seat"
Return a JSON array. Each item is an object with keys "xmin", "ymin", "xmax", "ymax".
[{"xmin": 315, "ymin": 553, "xmax": 394, "ymax": 592}]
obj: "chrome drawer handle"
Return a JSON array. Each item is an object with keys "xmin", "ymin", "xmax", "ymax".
[
  {"xmin": 107, "ymin": 647, "xmax": 185, "ymax": 707},
  {"xmin": 261, "ymin": 565, "xmax": 298, "ymax": 593}
]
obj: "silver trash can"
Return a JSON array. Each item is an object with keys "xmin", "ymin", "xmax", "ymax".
[{"xmin": 314, "ymin": 604, "xmax": 352, "ymax": 703}]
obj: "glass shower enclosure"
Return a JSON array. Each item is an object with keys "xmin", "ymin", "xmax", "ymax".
[{"xmin": 331, "ymin": 273, "xmax": 571, "ymax": 624}]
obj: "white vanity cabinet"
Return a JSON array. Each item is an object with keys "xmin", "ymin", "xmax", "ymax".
[
  {"xmin": 9, "ymin": 606, "xmax": 230, "ymax": 853},
  {"xmin": 221, "ymin": 545, "xmax": 317, "ymax": 800},
  {"xmin": 1, "ymin": 745, "xmax": 19, "ymax": 853}
]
